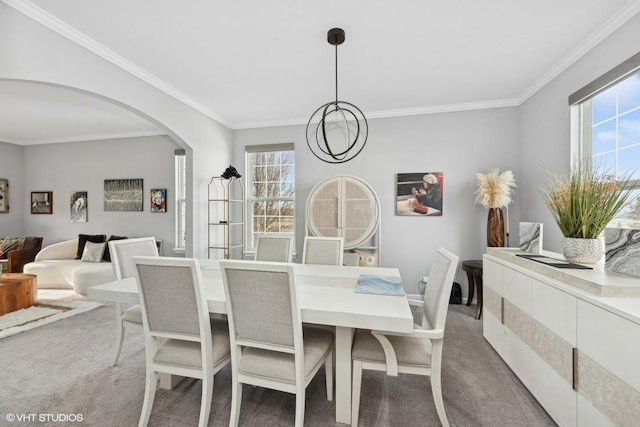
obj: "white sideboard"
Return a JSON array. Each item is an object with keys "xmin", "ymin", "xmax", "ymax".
[{"xmin": 483, "ymin": 248, "xmax": 640, "ymax": 427}]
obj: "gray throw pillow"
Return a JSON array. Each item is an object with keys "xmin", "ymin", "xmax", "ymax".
[{"xmin": 81, "ymin": 241, "xmax": 106, "ymax": 263}]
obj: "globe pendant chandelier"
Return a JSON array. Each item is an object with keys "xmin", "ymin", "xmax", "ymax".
[{"xmin": 306, "ymin": 28, "xmax": 368, "ymax": 164}]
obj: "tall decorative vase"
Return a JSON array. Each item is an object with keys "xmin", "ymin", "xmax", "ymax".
[
  {"xmin": 487, "ymin": 207, "xmax": 505, "ymax": 247},
  {"xmin": 561, "ymin": 237, "xmax": 602, "ymax": 264}
]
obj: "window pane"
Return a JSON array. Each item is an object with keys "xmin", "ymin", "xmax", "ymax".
[
  {"xmin": 592, "ymin": 85, "xmax": 617, "ymax": 124},
  {"xmin": 618, "ymin": 71, "xmax": 640, "ymax": 114},
  {"xmin": 592, "ymin": 119, "xmax": 616, "ymax": 155},
  {"xmin": 619, "ymin": 109, "xmax": 640, "ymax": 148},
  {"xmin": 246, "ymin": 148, "xmax": 295, "ymax": 250},
  {"xmin": 619, "ymin": 145, "xmax": 640, "ymax": 181}
]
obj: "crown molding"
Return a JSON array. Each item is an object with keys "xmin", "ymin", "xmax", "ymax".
[
  {"xmin": 3, "ymin": 0, "xmax": 233, "ymax": 129},
  {"xmin": 233, "ymin": 99, "xmax": 520, "ymax": 129},
  {"xmin": 517, "ymin": 0, "xmax": 640, "ymax": 104},
  {"xmin": 8, "ymin": 130, "xmax": 167, "ymax": 146}
]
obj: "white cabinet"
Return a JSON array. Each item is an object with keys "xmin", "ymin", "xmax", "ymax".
[
  {"xmin": 483, "ymin": 251, "xmax": 640, "ymax": 427},
  {"xmin": 305, "ymin": 175, "xmax": 380, "ymax": 265}
]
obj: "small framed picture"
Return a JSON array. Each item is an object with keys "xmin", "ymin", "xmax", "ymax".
[
  {"xmin": 71, "ymin": 191, "xmax": 88, "ymax": 222},
  {"xmin": 150, "ymin": 189, "xmax": 166, "ymax": 212},
  {"xmin": 31, "ymin": 191, "xmax": 53, "ymax": 214}
]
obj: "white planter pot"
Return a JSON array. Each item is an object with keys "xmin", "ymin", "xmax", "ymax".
[{"xmin": 561, "ymin": 237, "xmax": 602, "ymax": 264}]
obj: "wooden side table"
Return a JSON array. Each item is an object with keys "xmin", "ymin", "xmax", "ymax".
[
  {"xmin": 0, "ymin": 273, "xmax": 37, "ymax": 315},
  {"xmin": 461, "ymin": 260, "xmax": 483, "ymax": 320}
]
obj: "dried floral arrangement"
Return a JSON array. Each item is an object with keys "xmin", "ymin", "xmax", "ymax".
[
  {"xmin": 541, "ymin": 162, "xmax": 633, "ymax": 239},
  {"xmin": 0, "ymin": 235, "xmax": 18, "ymax": 257},
  {"xmin": 475, "ymin": 169, "xmax": 516, "ymax": 208}
]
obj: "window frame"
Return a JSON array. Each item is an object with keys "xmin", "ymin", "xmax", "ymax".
[
  {"xmin": 174, "ymin": 150, "xmax": 186, "ymax": 252},
  {"xmin": 245, "ymin": 143, "xmax": 295, "ymax": 253}
]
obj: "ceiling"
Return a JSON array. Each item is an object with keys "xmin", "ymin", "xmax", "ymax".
[{"xmin": 2, "ymin": 0, "xmax": 639, "ymax": 145}]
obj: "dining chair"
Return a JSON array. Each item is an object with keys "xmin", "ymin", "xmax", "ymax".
[
  {"xmin": 301, "ymin": 236, "xmax": 344, "ymax": 266},
  {"xmin": 219, "ymin": 260, "xmax": 335, "ymax": 427},
  {"xmin": 350, "ymin": 247, "xmax": 459, "ymax": 427},
  {"xmin": 254, "ymin": 235, "xmax": 294, "ymax": 262},
  {"xmin": 132, "ymin": 256, "xmax": 231, "ymax": 427},
  {"xmin": 109, "ymin": 237, "xmax": 159, "ymax": 366}
]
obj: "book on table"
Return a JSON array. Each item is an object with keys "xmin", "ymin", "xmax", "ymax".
[{"xmin": 354, "ymin": 274, "xmax": 405, "ymax": 296}]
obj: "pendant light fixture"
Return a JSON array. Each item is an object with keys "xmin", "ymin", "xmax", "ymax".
[{"xmin": 306, "ymin": 28, "xmax": 368, "ymax": 164}]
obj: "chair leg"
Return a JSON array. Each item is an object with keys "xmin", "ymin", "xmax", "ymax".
[
  {"xmin": 111, "ymin": 303, "xmax": 125, "ymax": 366},
  {"xmin": 351, "ymin": 360, "xmax": 363, "ymax": 427},
  {"xmin": 325, "ymin": 347, "xmax": 334, "ymax": 401},
  {"xmin": 294, "ymin": 389, "xmax": 305, "ymax": 427},
  {"xmin": 431, "ymin": 342, "xmax": 449, "ymax": 427},
  {"xmin": 198, "ymin": 372, "xmax": 214, "ymax": 427},
  {"xmin": 138, "ymin": 369, "xmax": 158, "ymax": 427},
  {"xmin": 229, "ymin": 380, "xmax": 242, "ymax": 427}
]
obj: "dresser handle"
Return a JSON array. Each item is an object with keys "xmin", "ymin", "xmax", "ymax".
[
  {"xmin": 500, "ymin": 298, "xmax": 505, "ymax": 324},
  {"xmin": 572, "ymin": 348, "xmax": 578, "ymax": 391}
]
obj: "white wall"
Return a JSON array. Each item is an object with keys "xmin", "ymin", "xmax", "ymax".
[
  {"xmin": 20, "ymin": 136, "xmax": 176, "ymax": 251},
  {"xmin": 234, "ymin": 107, "xmax": 521, "ymax": 294},
  {"xmin": 520, "ymin": 13, "xmax": 640, "ymax": 253},
  {"xmin": 0, "ymin": 3, "xmax": 233, "ymax": 258},
  {"xmin": 0, "ymin": 142, "xmax": 25, "ymax": 235}
]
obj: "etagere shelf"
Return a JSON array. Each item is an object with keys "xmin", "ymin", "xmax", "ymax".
[{"xmin": 208, "ymin": 177, "xmax": 245, "ymax": 259}]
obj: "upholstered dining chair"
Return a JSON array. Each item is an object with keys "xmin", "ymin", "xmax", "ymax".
[
  {"xmin": 132, "ymin": 256, "xmax": 231, "ymax": 427},
  {"xmin": 109, "ymin": 237, "xmax": 159, "ymax": 366},
  {"xmin": 301, "ymin": 236, "xmax": 344, "ymax": 266},
  {"xmin": 219, "ymin": 260, "xmax": 335, "ymax": 427},
  {"xmin": 350, "ymin": 247, "xmax": 459, "ymax": 427},
  {"xmin": 254, "ymin": 235, "xmax": 294, "ymax": 262}
]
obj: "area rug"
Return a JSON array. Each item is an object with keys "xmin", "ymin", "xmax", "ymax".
[{"xmin": 0, "ymin": 299, "xmax": 103, "ymax": 339}]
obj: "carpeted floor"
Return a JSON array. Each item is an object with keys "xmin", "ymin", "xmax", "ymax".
[{"xmin": 0, "ymin": 303, "xmax": 556, "ymax": 426}]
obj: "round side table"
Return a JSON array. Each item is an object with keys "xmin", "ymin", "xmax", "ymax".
[
  {"xmin": 0, "ymin": 273, "xmax": 38, "ymax": 315},
  {"xmin": 461, "ymin": 260, "xmax": 483, "ymax": 320}
]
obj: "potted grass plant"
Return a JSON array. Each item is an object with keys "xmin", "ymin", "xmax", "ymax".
[{"xmin": 541, "ymin": 161, "xmax": 633, "ymax": 263}]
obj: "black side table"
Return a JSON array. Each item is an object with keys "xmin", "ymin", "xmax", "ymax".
[{"xmin": 461, "ymin": 260, "xmax": 483, "ymax": 320}]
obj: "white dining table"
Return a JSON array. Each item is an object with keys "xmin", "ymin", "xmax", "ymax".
[{"xmin": 87, "ymin": 259, "xmax": 414, "ymax": 424}]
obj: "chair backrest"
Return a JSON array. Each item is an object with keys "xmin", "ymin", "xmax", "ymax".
[
  {"xmin": 110, "ymin": 237, "xmax": 159, "ymax": 280},
  {"xmin": 220, "ymin": 260, "xmax": 301, "ymax": 353},
  {"xmin": 254, "ymin": 235, "xmax": 294, "ymax": 262},
  {"xmin": 302, "ymin": 236, "xmax": 344, "ymax": 266},
  {"xmin": 422, "ymin": 248, "xmax": 459, "ymax": 330},
  {"xmin": 132, "ymin": 256, "xmax": 210, "ymax": 344}
]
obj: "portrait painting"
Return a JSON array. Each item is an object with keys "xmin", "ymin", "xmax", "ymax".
[
  {"xmin": 104, "ymin": 179, "xmax": 144, "ymax": 212},
  {"xmin": 70, "ymin": 191, "xmax": 88, "ymax": 222},
  {"xmin": 150, "ymin": 189, "xmax": 166, "ymax": 213},
  {"xmin": 396, "ymin": 172, "xmax": 443, "ymax": 216}
]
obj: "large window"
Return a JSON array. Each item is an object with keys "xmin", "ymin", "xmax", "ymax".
[
  {"xmin": 246, "ymin": 144, "xmax": 295, "ymax": 251},
  {"xmin": 571, "ymin": 52, "xmax": 640, "ymax": 229},
  {"xmin": 175, "ymin": 150, "xmax": 186, "ymax": 250}
]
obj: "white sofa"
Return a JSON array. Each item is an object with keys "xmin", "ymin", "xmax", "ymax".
[{"xmin": 23, "ymin": 238, "xmax": 115, "ymax": 295}]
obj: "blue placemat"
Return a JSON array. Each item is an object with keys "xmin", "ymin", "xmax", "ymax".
[{"xmin": 354, "ymin": 275, "xmax": 405, "ymax": 296}]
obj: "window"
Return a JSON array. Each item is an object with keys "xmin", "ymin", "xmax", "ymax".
[
  {"xmin": 570, "ymin": 52, "xmax": 640, "ymax": 229},
  {"xmin": 245, "ymin": 144, "xmax": 295, "ymax": 251},
  {"xmin": 175, "ymin": 150, "xmax": 186, "ymax": 250}
]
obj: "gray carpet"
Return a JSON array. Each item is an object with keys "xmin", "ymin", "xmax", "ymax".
[{"xmin": 0, "ymin": 303, "xmax": 555, "ymax": 426}]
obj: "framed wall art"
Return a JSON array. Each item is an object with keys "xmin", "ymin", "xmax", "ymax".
[
  {"xmin": 396, "ymin": 172, "xmax": 443, "ymax": 216},
  {"xmin": 71, "ymin": 191, "xmax": 88, "ymax": 222},
  {"xmin": 104, "ymin": 179, "xmax": 143, "ymax": 212},
  {"xmin": 0, "ymin": 179, "xmax": 8, "ymax": 213},
  {"xmin": 31, "ymin": 191, "xmax": 53, "ymax": 214},
  {"xmin": 150, "ymin": 189, "xmax": 166, "ymax": 212}
]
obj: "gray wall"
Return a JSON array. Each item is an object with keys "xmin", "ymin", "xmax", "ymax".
[
  {"xmin": 20, "ymin": 135, "xmax": 178, "ymax": 252},
  {"xmin": 0, "ymin": 141, "xmax": 25, "ymax": 235},
  {"xmin": 519, "ymin": 13, "xmax": 640, "ymax": 253},
  {"xmin": 234, "ymin": 107, "xmax": 521, "ymax": 294}
]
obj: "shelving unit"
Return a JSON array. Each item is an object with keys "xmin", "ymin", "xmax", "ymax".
[{"xmin": 208, "ymin": 177, "xmax": 244, "ymax": 259}]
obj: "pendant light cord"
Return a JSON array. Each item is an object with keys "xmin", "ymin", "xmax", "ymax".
[{"xmin": 335, "ymin": 43, "xmax": 339, "ymax": 106}]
